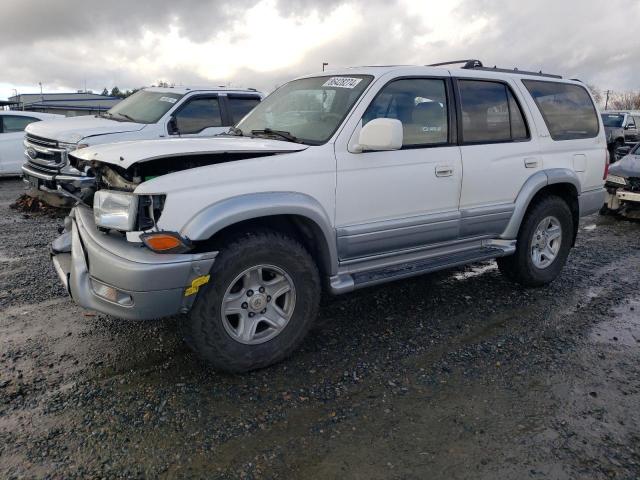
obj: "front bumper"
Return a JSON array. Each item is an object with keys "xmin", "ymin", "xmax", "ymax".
[
  {"xmin": 22, "ymin": 163, "xmax": 95, "ymax": 203},
  {"xmin": 52, "ymin": 206, "xmax": 217, "ymax": 320}
]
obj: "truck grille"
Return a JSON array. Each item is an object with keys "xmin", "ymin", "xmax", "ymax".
[{"xmin": 24, "ymin": 133, "xmax": 67, "ymax": 171}]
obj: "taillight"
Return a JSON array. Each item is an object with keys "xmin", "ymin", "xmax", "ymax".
[{"xmin": 603, "ymin": 149, "xmax": 610, "ymax": 180}]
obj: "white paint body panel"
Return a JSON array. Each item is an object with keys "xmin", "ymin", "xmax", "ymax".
[{"xmin": 0, "ymin": 111, "xmax": 63, "ymax": 175}]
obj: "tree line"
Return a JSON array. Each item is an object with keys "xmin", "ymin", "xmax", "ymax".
[{"xmin": 588, "ymin": 85, "xmax": 640, "ymax": 110}]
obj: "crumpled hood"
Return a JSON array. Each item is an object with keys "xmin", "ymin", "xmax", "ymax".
[
  {"xmin": 25, "ymin": 115, "xmax": 146, "ymax": 144},
  {"xmin": 609, "ymin": 154, "xmax": 640, "ymax": 178},
  {"xmin": 71, "ymin": 136, "xmax": 309, "ymax": 169}
]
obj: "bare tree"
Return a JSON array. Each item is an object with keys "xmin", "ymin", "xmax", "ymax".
[
  {"xmin": 587, "ymin": 84, "xmax": 603, "ymax": 106},
  {"xmin": 609, "ymin": 91, "xmax": 640, "ymax": 110}
]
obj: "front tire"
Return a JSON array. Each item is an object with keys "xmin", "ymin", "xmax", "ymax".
[
  {"xmin": 182, "ymin": 230, "xmax": 321, "ymax": 373},
  {"xmin": 497, "ymin": 195, "xmax": 574, "ymax": 287}
]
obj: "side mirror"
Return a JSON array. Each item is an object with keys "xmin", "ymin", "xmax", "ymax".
[
  {"xmin": 626, "ymin": 124, "xmax": 636, "ymax": 130},
  {"xmin": 168, "ymin": 116, "xmax": 179, "ymax": 135},
  {"xmin": 353, "ymin": 118, "xmax": 403, "ymax": 153}
]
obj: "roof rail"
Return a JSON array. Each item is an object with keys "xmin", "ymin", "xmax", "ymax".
[
  {"xmin": 428, "ymin": 59, "xmax": 483, "ymax": 69},
  {"xmin": 429, "ymin": 59, "xmax": 562, "ymax": 79}
]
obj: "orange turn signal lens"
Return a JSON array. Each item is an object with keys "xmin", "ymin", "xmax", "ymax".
[{"xmin": 141, "ymin": 232, "xmax": 191, "ymax": 253}]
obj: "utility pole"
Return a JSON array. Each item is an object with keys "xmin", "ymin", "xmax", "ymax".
[
  {"xmin": 322, "ymin": 62, "xmax": 328, "ymax": 72},
  {"xmin": 605, "ymin": 90, "xmax": 610, "ymax": 110}
]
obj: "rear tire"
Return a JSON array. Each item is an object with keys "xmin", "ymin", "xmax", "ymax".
[
  {"xmin": 497, "ymin": 195, "xmax": 574, "ymax": 287},
  {"xmin": 182, "ymin": 230, "xmax": 320, "ymax": 373}
]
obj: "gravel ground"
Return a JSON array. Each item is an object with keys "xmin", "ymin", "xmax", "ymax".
[{"xmin": 1, "ymin": 177, "xmax": 639, "ymax": 479}]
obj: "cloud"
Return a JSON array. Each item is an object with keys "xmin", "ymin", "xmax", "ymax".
[{"xmin": 0, "ymin": 0, "xmax": 638, "ymax": 99}]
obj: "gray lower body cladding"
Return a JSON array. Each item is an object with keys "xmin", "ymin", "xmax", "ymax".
[{"xmin": 51, "ymin": 206, "xmax": 217, "ymax": 320}]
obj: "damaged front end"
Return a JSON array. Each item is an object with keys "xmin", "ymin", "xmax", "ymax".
[{"xmin": 603, "ymin": 148, "xmax": 640, "ymax": 219}]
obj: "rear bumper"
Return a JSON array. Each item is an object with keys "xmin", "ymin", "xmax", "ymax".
[
  {"xmin": 579, "ymin": 188, "xmax": 606, "ymax": 216},
  {"xmin": 52, "ymin": 206, "xmax": 217, "ymax": 320}
]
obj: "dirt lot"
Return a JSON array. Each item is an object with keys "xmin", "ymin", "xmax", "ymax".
[{"xmin": 1, "ymin": 177, "xmax": 639, "ymax": 479}]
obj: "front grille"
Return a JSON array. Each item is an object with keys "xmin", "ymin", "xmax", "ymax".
[
  {"xmin": 24, "ymin": 133, "xmax": 67, "ymax": 171},
  {"xmin": 26, "ymin": 133, "xmax": 59, "ymax": 149}
]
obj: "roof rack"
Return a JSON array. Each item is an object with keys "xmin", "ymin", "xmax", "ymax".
[{"xmin": 428, "ymin": 59, "xmax": 562, "ymax": 79}]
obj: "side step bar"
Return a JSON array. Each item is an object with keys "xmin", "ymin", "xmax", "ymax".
[{"xmin": 329, "ymin": 243, "xmax": 514, "ymax": 294}]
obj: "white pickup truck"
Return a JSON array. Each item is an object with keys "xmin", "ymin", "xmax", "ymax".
[
  {"xmin": 21, "ymin": 86, "xmax": 262, "ymax": 205},
  {"xmin": 50, "ymin": 61, "xmax": 607, "ymax": 372}
]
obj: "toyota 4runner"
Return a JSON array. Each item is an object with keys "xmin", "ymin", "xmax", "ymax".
[{"xmin": 50, "ymin": 60, "xmax": 607, "ymax": 372}]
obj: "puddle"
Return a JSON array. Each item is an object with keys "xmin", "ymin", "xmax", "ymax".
[
  {"xmin": 452, "ymin": 262, "xmax": 497, "ymax": 280},
  {"xmin": 590, "ymin": 298, "xmax": 640, "ymax": 346}
]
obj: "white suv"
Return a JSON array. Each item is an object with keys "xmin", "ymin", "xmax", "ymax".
[
  {"xmin": 22, "ymin": 86, "xmax": 262, "ymax": 205},
  {"xmin": 50, "ymin": 61, "xmax": 607, "ymax": 372}
]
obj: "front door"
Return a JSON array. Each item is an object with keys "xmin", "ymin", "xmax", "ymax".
[
  {"xmin": 169, "ymin": 96, "xmax": 226, "ymax": 138},
  {"xmin": 0, "ymin": 115, "xmax": 40, "ymax": 175},
  {"xmin": 335, "ymin": 77, "xmax": 462, "ymax": 260}
]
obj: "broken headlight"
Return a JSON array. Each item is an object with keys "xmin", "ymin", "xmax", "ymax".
[{"xmin": 606, "ymin": 174, "xmax": 627, "ymax": 186}]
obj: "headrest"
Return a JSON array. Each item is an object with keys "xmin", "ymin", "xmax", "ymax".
[{"xmin": 412, "ymin": 102, "xmax": 445, "ymax": 125}]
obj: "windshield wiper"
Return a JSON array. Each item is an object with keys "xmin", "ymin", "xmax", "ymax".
[
  {"xmin": 251, "ymin": 128, "xmax": 299, "ymax": 143},
  {"xmin": 115, "ymin": 112, "xmax": 138, "ymax": 123}
]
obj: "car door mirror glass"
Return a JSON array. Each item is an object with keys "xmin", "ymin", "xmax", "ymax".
[
  {"xmin": 168, "ymin": 116, "xmax": 179, "ymax": 135},
  {"xmin": 354, "ymin": 118, "xmax": 403, "ymax": 153}
]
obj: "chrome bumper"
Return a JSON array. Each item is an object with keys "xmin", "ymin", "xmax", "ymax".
[
  {"xmin": 22, "ymin": 163, "xmax": 96, "ymax": 188},
  {"xmin": 51, "ymin": 206, "xmax": 217, "ymax": 320}
]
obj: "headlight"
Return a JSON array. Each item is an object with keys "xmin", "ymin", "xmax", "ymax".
[
  {"xmin": 606, "ymin": 174, "xmax": 627, "ymax": 186},
  {"xmin": 93, "ymin": 190, "xmax": 138, "ymax": 231},
  {"xmin": 58, "ymin": 142, "xmax": 89, "ymax": 152}
]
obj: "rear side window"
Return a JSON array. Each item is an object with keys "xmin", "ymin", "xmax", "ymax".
[
  {"xmin": 458, "ymin": 80, "xmax": 529, "ymax": 144},
  {"xmin": 2, "ymin": 115, "xmax": 40, "ymax": 133},
  {"xmin": 228, "ymin": 96, "xmax": 261, "ymax": 124},
  {"xmin": 523, "ymin": 80, "xmax": 599, "ymax": 140},
  {"xmin": 174, "ymin": 97, "xmax": 222, "ymax": 134}
]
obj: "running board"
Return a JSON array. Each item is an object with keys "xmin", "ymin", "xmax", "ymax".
[{"xmin": 329, "ymin": 243, "xmax": 514, "ymax": 294}]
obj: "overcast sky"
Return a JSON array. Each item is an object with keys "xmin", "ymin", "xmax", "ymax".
[{"xmin": 1, "ymin": 0, "xmax": 638, "ymax": 100}]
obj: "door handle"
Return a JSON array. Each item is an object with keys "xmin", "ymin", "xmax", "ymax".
[
  {"xmin": 435, "ymin": 165, "xmax": 454, "ymax": 177},
  {"xmin": 524, "ymin": 157, "xmax": 539, "ymax": 168}
]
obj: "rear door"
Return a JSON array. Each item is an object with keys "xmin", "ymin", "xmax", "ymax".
[
  {"xmin": 455, "ymin": 77, "xmax": 536, "ymax": 238},
  {"xmin": 222, "ymin": 95, "xmax": 261, "ymax": 126},
  {"xmin": 0, "ymin": 115, "xmax": 40, "ymax": 175}
]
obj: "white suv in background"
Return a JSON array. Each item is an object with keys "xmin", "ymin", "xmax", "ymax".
[
  {"xmin": 51, "ymin": 60, "xmax": 607, "ymax": 372},
  {"xmin": 21, "ymin": 86, "xmax": 262, "ymax": 205},
  {"xmin": 0, "ymin": 111, "xmax": 62, "ymax": 176}
]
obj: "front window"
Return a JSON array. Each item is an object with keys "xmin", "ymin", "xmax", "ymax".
[
  {"xmin": 236, "ymin": 75, "xmax": 373, "ymax": 145},
  {"xmin": 104, "ymin": 90, "xmax": 184, "ymax": 124},
  {"xmin": 602, "ymin": 114, "xmax": 625, "ymax": 128}
]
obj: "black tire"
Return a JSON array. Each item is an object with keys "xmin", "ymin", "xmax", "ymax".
[
  {"xmin": 497, "ymin": 195, "xmax": 574, "ymax": 287},
  {"xmin": 181, "ymin": 230, "xmax": 320, "ymax": 373}
]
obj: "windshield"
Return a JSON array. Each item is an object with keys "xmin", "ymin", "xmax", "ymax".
[
  {"xmin": 235, "ymin": 75, "xmax": 373, "ymax": 144},
  {"xmin": 105, "ymin": 90, "xmax": 184, "ymax": 124},
  {"xmin": 601, "ymin": 113, "xmax": 625, "ymax": 128}
]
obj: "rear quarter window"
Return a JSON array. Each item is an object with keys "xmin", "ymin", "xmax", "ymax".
[{"xmin": 523, "ymin": 80, "xmax": 599, "ymax": 141}]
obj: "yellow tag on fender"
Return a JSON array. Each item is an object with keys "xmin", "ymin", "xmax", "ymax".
[{"xmin": 184, "ymin": 275, "xmax": 210, "ymax": 296}]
